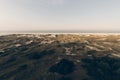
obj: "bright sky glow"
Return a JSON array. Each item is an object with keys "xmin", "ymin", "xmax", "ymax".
[{"xmin": 0, "ymin": 0, "xmax": 120, "ymax": 31}]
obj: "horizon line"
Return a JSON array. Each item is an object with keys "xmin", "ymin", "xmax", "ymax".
[{"xmin": 0, "ymin": 30, "xmax": 120, "ymax": 33}]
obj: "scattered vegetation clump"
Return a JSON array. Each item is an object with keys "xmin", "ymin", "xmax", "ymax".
[
  {"xmin": 18, "ymin": 64, "xmax": 28, "ymax": 71},
  {"xmin": 49, "ymin": 59, "xmax": 75, "ymax": 75},
  {"xmin": 82, "ymin": 56, "xmax": 120, "ymax": 80},
  {"xmin": 59, "ymin": 77, "xmax": 72, "ymax": 80},
  {"xmin": 28, "ymin": 49, "xmax": 55, "ymax": 60},
  {"xmin": 5, "ymin": 56, "xmax": 17, "ymax": 64},
  {"xmin": 87, "ymin": 50, "xmax": 97, "ymax": 55}
]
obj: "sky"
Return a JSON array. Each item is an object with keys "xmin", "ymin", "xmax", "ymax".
[{"xmin": 0, "ymin": 0, "xmax": 120, "ymax": 32}]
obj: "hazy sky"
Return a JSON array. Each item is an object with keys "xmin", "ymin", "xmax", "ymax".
[{"xmin": 0, "ymin": 0, "xmax": 120, "ymax": 31}]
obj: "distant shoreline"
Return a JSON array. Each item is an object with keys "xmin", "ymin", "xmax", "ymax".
[{"xmin": 0, "ymin": 31, "xmax": 120, "ymax": 36}]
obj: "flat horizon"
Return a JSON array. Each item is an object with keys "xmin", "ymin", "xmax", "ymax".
[{"xmin": 0, "ymin": 30, "xmax": 120, "ymax": 33}]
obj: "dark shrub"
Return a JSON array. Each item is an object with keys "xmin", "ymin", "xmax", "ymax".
[
  {"xmin": 59, "ymin": 77, "xmax": 72, "ymax": 80},
  {"xmin": 28, "ymin": 52, "xmax": 41, "ymax": 60},
  {"xmin": 49, "ymin": 59, "xmax": 75, "ymax": 75},
  {"xmin": 87, "ymin": 50, "xmax": 96, "ymax": 55},
  {"xmin": 28, "ymin": 49, "xmax": 55, "ymax": 60},
  {"xmin": 18, "ymin": 64, "xmax": 28, "ymax": 71},
  {"xmin": 82, "ymin": 56, "xmax": 120, "ymax": 80}
]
